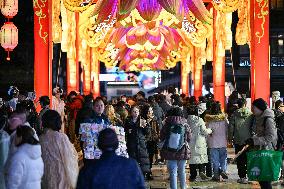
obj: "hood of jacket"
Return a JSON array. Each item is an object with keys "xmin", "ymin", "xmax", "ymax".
[
  {"xmin": 18, "ymin": 143, "xmax": 42, "ymax": 160},
  {"xmin": 234, "ymin": 107, "xmax": 252, "ymax": 118},
  {"xmin": 165, "ymin": 116, "xmax": 187, "ymax": 125},
  {"xmin": 204, "ymin": 113, "xmax": 226, "ymax": 122},
  {"xmin": 258, "ymin": 108, "xmax": 275, "ymax": 120}
]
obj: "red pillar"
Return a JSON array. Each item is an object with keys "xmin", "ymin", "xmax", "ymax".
[
  {"xmin": 48, "ymin": 0, "xmax": 53, "ymax": 105},
  {"xmin": 75, "ymin": 12, "xmax": 80, "ymax": 92},
  {"xmin": 250, "ymin": 0, "xmax": 255, "ymax": 102},
  {"xmin": 250, "ymin": 0, "xmax": 270, "ymax": 104},
  {"xmin": 91, "ymin": 48, "xmax": 100, "ymax": 97},
  {"xmin": 213, "ymin": 10, "xmax": 225, "ymax": 110},
  {"xmin": 83, "ymin": 47, "xmax": 91, "ymax": 95},
  {"xmin": 194, "ymin": 47, "xmax": 203, "ymax": 98},
  {"xmin": 34, "ymin": 0, "xmax": 51, "ymax": 106},
  {"xmin": 194, "ymin": 68, "xmax": 203, "ymax": 98},
  {"xmin": 181, "ymin": 62, "xmax": 189, "ymax": 96}
]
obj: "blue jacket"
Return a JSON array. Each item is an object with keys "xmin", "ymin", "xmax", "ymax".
[{"xmin": 76, "ymin": 151, "xmax": 145, "ymax": 189}]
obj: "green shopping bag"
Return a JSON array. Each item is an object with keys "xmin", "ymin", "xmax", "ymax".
[{"xmin": 247, "ymin": 150, "xmax": 283, "ymax": 181}]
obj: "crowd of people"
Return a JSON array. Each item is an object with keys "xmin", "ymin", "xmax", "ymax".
[{"xmin": 0, "ymin": 85, "xmax": 283, "ymax": 189}]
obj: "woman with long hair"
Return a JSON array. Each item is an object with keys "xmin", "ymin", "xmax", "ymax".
[
  {"xmin": 40, "ymin": 110, "xmax": 79, "ymax": 189},
  {"xmin": 140, "ymin": 104, "xmax": 159, "ymax": 174},
  {"xmin": 105, "ymin": 105, "xmax": 123, "ymax": 127}
]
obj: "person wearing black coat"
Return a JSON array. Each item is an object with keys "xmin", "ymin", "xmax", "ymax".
[
  {"xmin": 158, "ymin": 94, "xmax": 171, "ymax": 115},
  {"xmin": 124, "ymin": 106, "xmax": 151, "ymax": 180},
  {"xmin": 76, "ymin": 128, "xmax": 145, "ymax": 189}
]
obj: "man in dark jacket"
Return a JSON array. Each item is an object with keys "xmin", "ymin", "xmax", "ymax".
[
  {"xmin": 157, "ymin": 94, "xmax": 171, "ymax": 115},
  {"xmin": 76, "ymin": 128, "xmax": 145, "ymax": 189},
  {"xmin": 148, "ymin": 96, "xmax": 164, "ymax": 130},
  {"xmin": 274, "ymin": 100, "xmax": 284, "ymax": 133},
  {"xmin": 228, "ymin": 98, "xmax": 252, "ymax": 184}
]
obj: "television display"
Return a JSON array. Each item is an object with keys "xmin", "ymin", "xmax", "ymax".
[{"xmin": 103, "ymin": 67, "xmax": 161, "ymax": 91}]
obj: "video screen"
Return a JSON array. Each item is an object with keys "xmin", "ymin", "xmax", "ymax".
[{"xmin": 106, "ymin": 67, "xmax": 160, "ymax": 90}]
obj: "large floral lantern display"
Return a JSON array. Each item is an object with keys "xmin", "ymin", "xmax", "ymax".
[
  {"xmin": 0, "ymin": 22, "xmax": 18, "ymax": 60},
  {"xmin": 0, "ymin": 0, "xmax": 18, "ymax": 61}
]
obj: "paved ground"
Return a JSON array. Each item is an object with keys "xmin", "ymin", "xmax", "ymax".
[{"xmin": 146, "ymin": 148, "xmax": 283, "ymax": 189}]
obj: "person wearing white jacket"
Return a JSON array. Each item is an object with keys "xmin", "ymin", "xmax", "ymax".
[
  {"xmin": 187, "ymin": 107, "xmax": 212, "ymax": 181},
  {"xmin": 5, "ymin": 125, "xmax": 44, "ymax": 189}
]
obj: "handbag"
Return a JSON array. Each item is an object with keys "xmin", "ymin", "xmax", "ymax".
[{"xmin": 247, "ymin": 150, "xmax": 283, "ymax": 181}]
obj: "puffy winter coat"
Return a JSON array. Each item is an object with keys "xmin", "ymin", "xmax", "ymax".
[
  {"xmin": 205, "ymin": 114, "xmax": 228, "ymax": 149},
  {"xmin": 228, "ymin": 107, "xmax": 253, "ymax": 145},
  {"xmin": 5, "ymin": 144, "xmax": 44, "ymax": 189},
  {"xmin": 76, "ymin": 151, "xmax": 145, "ymax": 189},
  {"xmin": 160, "ymin": 116, "xmax": 191, "ymax": 160},
  {"xmin": 124, "ymin": 117, "xmax": 150, "ymax": 174},
  {"xmin": 187, "ymin": 115, "xmax": 212, "ymax": 164},
  {"xmin": 251, "ymin": 109, "xmax": 277, "ymax": 150},
  {"xmin": 4, "ymin": 123, "xmax": 39, "ymax": 176}
]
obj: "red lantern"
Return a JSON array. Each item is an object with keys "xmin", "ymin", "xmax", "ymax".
[
  {"xmin": 1, "ymin": 0, "xmax": 18, "ymax": 18},
  {"xmin": 0, "ymin": 22, "xmax": 18, "ymax": 60}
]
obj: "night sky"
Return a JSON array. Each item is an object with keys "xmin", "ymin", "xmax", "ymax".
[{"xmin": 0, "ymin": 0, "xmax": 34, "ymax": 98}]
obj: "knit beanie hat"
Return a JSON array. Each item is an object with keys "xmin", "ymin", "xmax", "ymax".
[
  {"xmin": 252, "ymin": 98, "xmax": 267, "ymax": 111},
  {"xmin": 98, "ymin": 128, "xmax": 119, "ymax": 151}
]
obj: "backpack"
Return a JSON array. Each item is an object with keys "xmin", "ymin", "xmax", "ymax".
[{"xmin": 164, "ymin": 124, "xmax": 186, "ymax": 152}]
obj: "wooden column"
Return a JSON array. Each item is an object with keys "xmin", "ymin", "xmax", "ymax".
[
  {"xmin": 181, "ymin": 62, "xmax": 189, "ymax": 96},
  {"xmin": 194, "ymin": 47, "xmax": 203, "ymax": 98},
  {"xmin": 91, "ymin": 48, "xmax": 100, "ymax": 97},
  {"xmin": 34, "ymin": 0, "xmax": 52, "ymax": 108},
  {"xmin": 213, "ymin": 9, "xmax": 226, "ymax": 109},
  {"xmin": 250, "ymin": 0, "xmax": 270, "ymax": 104},
  {"xmin": 75, "ymin": 12, "xmax": 80, "ymax": 92}
]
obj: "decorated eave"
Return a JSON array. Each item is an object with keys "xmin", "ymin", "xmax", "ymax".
[{"xmin": 55, "ymin": 0, "xmax": 249, "ymax": 72}]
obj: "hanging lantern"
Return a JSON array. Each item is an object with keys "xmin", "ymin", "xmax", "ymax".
[
  {"xmin": 1, "ymin": 22, "xmax": 18, "ymax": 60},
  {"xmin": 1, "ymin": 0, "xmax": 18, "ymax": 18}
]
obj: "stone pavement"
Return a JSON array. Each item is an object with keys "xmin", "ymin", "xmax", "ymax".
[{"xmin": 146, "ymin": 148, "xmax": 283, "ymax": 189}]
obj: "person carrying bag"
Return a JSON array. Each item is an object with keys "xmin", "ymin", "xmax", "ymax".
[{"xmin": 245, "ymin": 98, "xmax": 280, "ymax": 189}]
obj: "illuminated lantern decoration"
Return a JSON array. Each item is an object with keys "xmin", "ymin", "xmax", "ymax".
[
  {"xmin": 0, "ymin": 22, "xmax": 18, "ymax": 60},
  {"xmin": 1, "ymin": 0, "xmax": 18, "ymax": 18}
]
